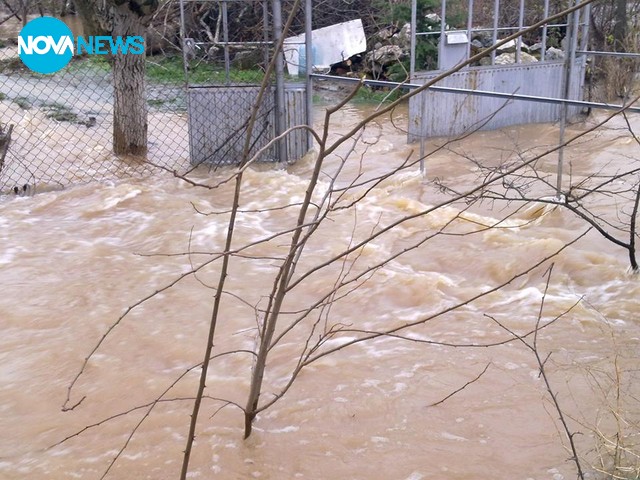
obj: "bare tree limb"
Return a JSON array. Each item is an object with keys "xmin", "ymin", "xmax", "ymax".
[{"xmin": 429, "ymin": 363, "xmax": 492, "ymax": 407}]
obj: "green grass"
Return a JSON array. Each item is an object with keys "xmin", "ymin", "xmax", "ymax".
[
  {"xmin": 5, "ymin": 52, "xmax": 287, "ymax": 86},
  {"xmin": 65, "ymin": 54, "xmax": 111, "ymax": 74},
  {"xmin": 350, "ymin": 85, "xmax": 406, "ymax": 104},
  {"xmin": 146, "ymin": 56, "xmax": 265, "ymax": 85}
]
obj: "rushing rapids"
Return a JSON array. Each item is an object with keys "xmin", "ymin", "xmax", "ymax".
[{"xmin": 1, "ymin": 104, "xmax": 639, "ymax": 480}]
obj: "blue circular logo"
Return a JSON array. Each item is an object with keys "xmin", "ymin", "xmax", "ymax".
[{"xmin": 19, "ymin": 17, "xmax": 74, "ymax": 74}]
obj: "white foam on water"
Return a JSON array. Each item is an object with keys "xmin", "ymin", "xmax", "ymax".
[
  {"xmin": 0, "ymin": 246, "xmax": 19, "ymax": 265},
  {"xmin": 405, "ymin": 473, "xmax": 425, "ymax": 480},
  {"xmin": 96, "ymin": 187, "xmax": 144, "ymax": 212},
  {"xmin": 440, "ymin": 432, "xmax": 468, "ymax": 442},
  {"xmin": 267, "ymin": 425, "xmax": 299, "ymax": 433},
  {"xmin": 370, "ymin": 436, "xmax": 389, "ymax": 443}
]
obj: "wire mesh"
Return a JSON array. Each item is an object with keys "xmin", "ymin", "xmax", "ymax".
[
  {"xmin": 0, "ymin": 41, "xmax": 190, "ymax": 194},
  {"xmin": 0, "ymin": 0, "xmax": 311, "ymax": 194}
]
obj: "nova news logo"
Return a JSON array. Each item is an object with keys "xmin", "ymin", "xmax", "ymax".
[{"xmin": 18, "ymin": 17, "xmax": 145, "ymax": 74}]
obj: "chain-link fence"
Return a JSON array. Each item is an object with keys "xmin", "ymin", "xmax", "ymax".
[
  {"xmin": 180, "ymin": 0, "xmax": 311, "ymax": 167},
  {"xmin": 0, "ymin": 0, "xmax": 313, "ymax": 195},
  {"xmin": 0, "ymin": 40, "xmax": 190, "ymax": 194}
]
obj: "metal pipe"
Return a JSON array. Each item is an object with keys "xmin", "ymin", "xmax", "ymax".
[
  {"xmin": 272, "ymin": 0, "xmax": 287, "ymax": 163},
  {"xmin": 305, "ymin": 0, "xmax": 313, "ymax": 151},
  {"xmin": 179, "ymin": 0, "xmax": 189, "ymax": 84},
  {"xmin": 439, "ymin": 0, "xmax": 446, "ymax": 70},
  {"xmin": 419, "ymin": 92, "xmax": 426, "ymax": 176},
  {"xmin": 410, "ymin": 0, "xmax": 417, "ymax": 78},
  {"xmin": 415, "ymin": 24, "xmax": 569, "ymax": 38},
  {"xmin": 579, "ymin": 2, "xmax": 591, "ymax": 52},
  {"xmin": 557, "ymin": 0, "xmax": 579, "ymax": 199},
  {"xmin": 516, "ymin": 0, "xmax": 525, "ymax": 63},
  {"xmin": 577, "ymin": 50, "xmax": 640, "ymax": 58},
  {"xmin": 262, "ymin": 0, "xmax": 269, "ymax": 67},
  {"xmin": 491, "ymin": 0, "xmax": 499, "ymax": 65},
  {"xmin": 222, "ymin": 0, "xmax": 230, "ymax": 85},
  {"xmin": 541, "ymin": 0, "xmax": 549, "ymax": 61},
  {"xmin": 309, "ymin": 73, "xmax": 640, "ymax": 113},
  {"xmin": 208, "ymin": 41, "xmax": 274, "ymax": 46},
  {"xmin": 467, "ymin": 0, "xmax": 474, "ymax": 64}
]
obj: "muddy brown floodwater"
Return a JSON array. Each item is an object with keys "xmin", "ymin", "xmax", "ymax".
[{"xmin": 1, "ymin": 103, "xmax": 639, "ymax": 480}]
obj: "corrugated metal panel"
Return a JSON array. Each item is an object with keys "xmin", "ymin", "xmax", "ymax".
[
  {"xmin": 284, "ymin": 85, "xmax": 309, "ymax": 162},
  {"xmin": 188, "ymin": 83, "xmax": 308, "ymax": 166},
  {"xmin": 408, "ymin": 61, "xmax": 586, "ymax": 140}
]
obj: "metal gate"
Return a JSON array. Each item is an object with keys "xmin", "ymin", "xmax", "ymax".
[
  {"xmin": 188, "ymin": 83, "xmax": 308, "ymax": 165},
  {"xmin": 179, "ymin": 0, "xmax": 313, "ymax": 167}
]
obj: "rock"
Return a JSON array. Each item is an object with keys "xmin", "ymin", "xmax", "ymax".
[
  {"xmin": 425, "ymin": 13, "xmax": 442, "ymax": 24},
  {"xmin": 545, "ymin": 47, "xmax": 564, "ymax": 61},
  {"xmin": 494, "ymin": 51, "xmax": 538, "ymax": 64},
  {"xmin": 375, "ymin": 26, "xmax": 396, "ymax": 42},
  {"xmin": 497, "ymin": 39, "xmax": 530, "ymax": 54},
  {"xmin": 232, "ymin": 49, "xmax": 263, "ymax": 70},
  {"xmin": 472, "ymin": 31, "xmax": 494, "ymax": 48},
  {"xmin": 529, "ymin": 42, "xmax": 543, "ymax": 53},
  {"xmin": 366, "ymin": 45, "xmax": 405, "ymax": 67},
  {"xmin": 471, "ymin": 39, "xmax": 484, "ymax": 49},
  {"xmin": 390, "ymin": 23, "xmax": 411, "ymax": 50},
  {"xmin": 207, "ymin": 45, "xmax": 221, "ymax": 61}
]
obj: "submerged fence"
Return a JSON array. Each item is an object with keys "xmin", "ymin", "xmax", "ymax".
[
  {"xmin": 0, "ymin": 57, "xmax": 189, "ymax": 194},
  {"xmin": 0, "ymin": 0, "xmax": 313, "ymax": 195},
  {"xmin": 1, "ymin": 0, "xmax": 638, "ymax": 196}
]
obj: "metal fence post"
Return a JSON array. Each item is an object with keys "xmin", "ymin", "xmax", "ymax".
[
  {"xmin": 305, "ymin": 0, "xmax": 313, "ymax": 151},
  {"xmin": 410, "ymin": 0, "xmax": 417, "ymax": 79},
  {"xmin": 541, "ymin": 0, "xmax": 550, "ymax": 62},
  {"xmin": 222, "ymin": 1, "xmax": 231, "ymax": 85},
  {"xmin": 491, "ymin": 0, "xmax": 499, "ymax": 65},
  {"xmin": 557, "ymin": 0, "xmax": 580, "ymax": 199},
  {"xmin": 271, "ymin": 0, "xmax": 287, "ymax": 163}
]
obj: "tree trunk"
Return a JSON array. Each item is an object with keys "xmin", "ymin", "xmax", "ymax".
[
  {"xmin": 613, "ymin": 0, "xmax": 627, "ymax": 51},
  {"xmin": 112, "ymin": 7, "xmax": 148, "ymax": 156},
  {"xmin": 75, "ymin": 0, "xmax": 157, "ymax": 157},
  {"xmin": 0, "ymin": 124, "xmax": 13, "ymax": 175}
]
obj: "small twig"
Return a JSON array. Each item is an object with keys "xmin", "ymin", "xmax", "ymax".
[{"xmin": 429, "ymin": 363, "xmax": 492, "ymax": 407}]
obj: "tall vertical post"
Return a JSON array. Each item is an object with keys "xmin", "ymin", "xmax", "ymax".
[
  {"xmin": 516, "ymin": 0, "xmax": 525, "ymax": 63},
  {"xmin": 222, "ymin": 0, "xmax": 230, "ymax": 84},
  {"xmin": 179, "ymin": 0, "xmax": 189, "ymax": 83},
  {"xmin": 580, "ymin": 1, "xmax": 591, "ymax": 52},
  {"xmin": 557, "ymin": 0, "xmax": 579, "ymax": 199},
  {"xmin": 305, "ymin": 0, "xmax": 313, "ymax": 151},
  {"xmin": 466, "ymin": 0, "xmax": 474, "ymax": 62},
  {"xmin": 438, "ymin": 0, "xmax": 446, "ymax": 69},
  {"xmin": 491, "ymin": 0, "xmax": 499, "ymax": 65},
  {"xmin": 410, "ymin": 0, "xmax": 417, "ymax": 79},
  {"xmin": 411, "ymin": 0, "xmax": 425, "ymax": 176},
  {"xmin": 272, "ymin": 0, "xmax": 287, "ymax": 163},
  {"xmin": 262, "ymin": 0, "xmax": 270, "ymax": 67},
  {"xmin": 541, "ymin": 0, "xmax": 550, "ymax": 62}
]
